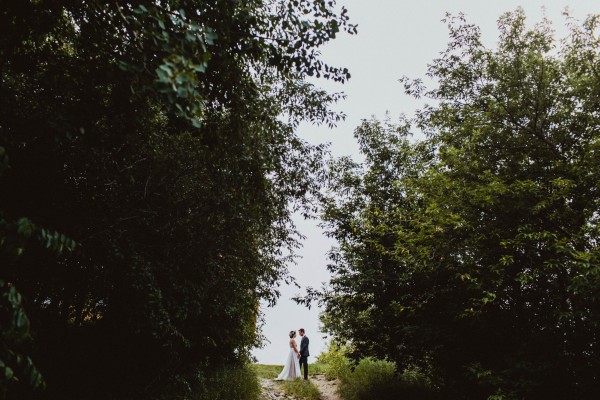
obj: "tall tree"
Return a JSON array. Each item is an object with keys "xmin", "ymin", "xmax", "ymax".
[
  {"xmin": 320, "ymin": 10, "xmax": 600, "ymax": 399},
  {"xmin": 0, "ymin": 1, "xmax": 354, "ymax": 398}
]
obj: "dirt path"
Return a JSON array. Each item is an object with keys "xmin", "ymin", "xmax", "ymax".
[
  {"xmin": 311, "ymin": 375, "xmax": 342, "ymax": 400},
  {"xmin": 259, "ymin": 378, "xmax": 293, "ymax": 400},
  {"xmin": 259, "ymin": 375, "xmax": 342, "ymax": 400}
]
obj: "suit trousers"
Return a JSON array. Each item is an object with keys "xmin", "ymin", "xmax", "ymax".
[{"xmin": 299, "ymin": 355, "xmax": 308, "ymax": 379}]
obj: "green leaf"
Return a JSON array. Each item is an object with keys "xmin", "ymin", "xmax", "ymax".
[
  {"xmin": 2, "ymin": 365, "xmax": 14, "ymax": 380},
  {"xmin": 205, "ymin": 29, "xmax": 218, "ymax": 45}
]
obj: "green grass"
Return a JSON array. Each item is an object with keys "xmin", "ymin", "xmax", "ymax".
[
  {"xmin": 253, "ymin": 363, "xmax": 282, "ymax": 379},
  {"xmin": 307, "ymin": 362, "xmax": 328, "ymax": 376},
  {"xmin": 254, "ymin": 362, "xmax": 329, "ymax": 379},
  {"xmin": 282, "ymin": 378, "xmax": 322, "ymax": 400}
]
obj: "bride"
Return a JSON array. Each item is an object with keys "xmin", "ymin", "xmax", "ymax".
[{"xmin": 275, "ymin": 330, "xmax": 302, "ymax": 380}]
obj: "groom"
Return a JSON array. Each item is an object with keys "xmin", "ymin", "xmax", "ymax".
[{"xmin": 299, "ymin": 328, "xmax": 309, "ymax": 380}]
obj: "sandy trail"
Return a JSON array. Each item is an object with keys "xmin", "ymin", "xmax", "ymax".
[
  {"xmin": 259, "ymin": 378, "xmax": 292, "ymax": 400},
  {"xmin": 311, "ymin": 375, "xmax": 342, "ymax": 400},
  {"xmin": 259, "ymin": 375, "xmax": 342, "ymax": 400}
]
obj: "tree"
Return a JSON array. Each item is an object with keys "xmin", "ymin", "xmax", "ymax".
[
  {"xmin": 0, "ymin": 147, "xmax": 76, "ymax": 398},
  {"xmin": 0, "ymin": 1, "xmax": 354, "ymax": 398},
  {"xmin": 320, "ymin": 10, "xmax": 600, "ymax": 399}
]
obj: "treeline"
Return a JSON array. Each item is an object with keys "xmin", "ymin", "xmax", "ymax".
[
  {"xmin": 0, "ymin": 1, "xmax": 354, "ymax": 399},
  {"xmin": 318, "ymin": 10, "xmax": 600, "ymax": 400}
]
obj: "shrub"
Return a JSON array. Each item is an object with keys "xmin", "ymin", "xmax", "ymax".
[
  {"xmin": 191, "ymin": 363, "xmax": 261, "ymax": 400},
  {"xmin": 339, "ymin": 358, "xmax": 396, "ymax": 400},
  {"xmin": 337, "ymin": 357, "xmax": 441, "ymax": 400},
  {"xmin": 316, "ymin": 342, "xmax": 352, "ymax": 381}
]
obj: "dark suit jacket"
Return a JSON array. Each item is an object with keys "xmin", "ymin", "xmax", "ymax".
[{"xmin": 300, "ymin": 335, "xmax": 309, "ymax": 357}]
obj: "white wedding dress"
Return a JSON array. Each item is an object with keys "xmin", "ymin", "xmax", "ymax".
[{"xmin": 276, "ymin": 340, "xmax": 301, "ymax": 380}]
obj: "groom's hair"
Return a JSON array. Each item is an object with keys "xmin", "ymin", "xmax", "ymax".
[{"xmin": 299, "ymin": 328, "xmax": 305, "ymax": 333}]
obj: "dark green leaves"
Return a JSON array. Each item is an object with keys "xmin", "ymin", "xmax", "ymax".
[
  {"xmin": 0, "ymin": 280, "xmax": 46, "ymax": 393},
  {"xmin": 1, "ymin": 0, "xmax": 352, "ymax": 398},
  {"xmin": 39, "ymin": 228, "xmax": 76, "ymax": 254},
  {"xmin": 1, "ymin": 281, "xmax": 29, "ymax": 338},
  {"xmin": 121, "ymin": 4, "xmax": 215, "ymax": 124}
]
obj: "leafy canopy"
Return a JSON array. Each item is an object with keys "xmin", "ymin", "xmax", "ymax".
[
  {"xmin": 319, "ymin": 9, "xmax": 600, "ymax": 399},
  {"xmin": 0, "ymin": 1, "xmax": 354, "ymax": 398}
]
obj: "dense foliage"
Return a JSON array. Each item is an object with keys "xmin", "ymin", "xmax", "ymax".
[
  {"xmin": 0, "ymin": 1, "xmax": 354, "ymax": 398},
  {"xmin": 317, "ymin": 343, "xmax": 439, "ymax": 400},
  {"xmin": 320, "ymin": 10, "xmax": 600, "ymax": 399}
]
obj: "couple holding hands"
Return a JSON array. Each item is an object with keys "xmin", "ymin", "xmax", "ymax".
[{"xmin": 276, "ymin": 328, "xmax": 310, "ymax": 381}]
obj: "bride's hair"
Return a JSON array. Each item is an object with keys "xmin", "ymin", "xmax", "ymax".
[{"xmin": 289, "ymin": 330, "xmax": 296, "ymax": 338}]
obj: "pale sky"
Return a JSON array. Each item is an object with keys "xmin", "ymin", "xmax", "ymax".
[{"xmin": 252, "ymin": 0, "xmax": 599, "ymax": 365}]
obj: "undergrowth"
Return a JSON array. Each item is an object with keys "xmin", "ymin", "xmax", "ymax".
[{"xmin": 282, "ymin": 378, "xmax": 321, "ymax": 400}]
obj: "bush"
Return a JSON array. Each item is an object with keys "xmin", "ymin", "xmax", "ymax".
[
  {"xmin": 191, "ymin": 363, "xmax": 261, "ymax": 400},
  {"xmin": 338, "ymin": 358, "xmax": 395, "ymax": 400},
  {"xmin": 316, "ymin": 342, "xmax": 352, "ymax": 381},
  {"xmin": 336, "ymin": 357, "xmax": 440, "ymax": 400}
]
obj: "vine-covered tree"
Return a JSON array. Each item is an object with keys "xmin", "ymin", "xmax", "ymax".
[
  {"xmin": 320, "ymin": 10, "xmax": 600, "ymax": 399},
  {"xmin": 0, "ymin": 1, "xmax": 354, "ymax": 398}
]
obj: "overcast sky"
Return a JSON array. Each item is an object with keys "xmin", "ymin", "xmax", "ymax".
[{"xmin": 252, "ymin": 0, "xmax": 599, "ymax": 365}]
